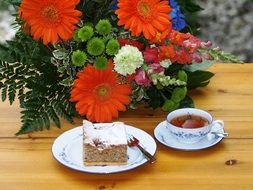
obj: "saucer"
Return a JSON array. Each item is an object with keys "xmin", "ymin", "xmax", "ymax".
[
  {"xmin": 154, "ymin": 121, "xmax": 225, "ymax": 151},
  {"xmin": 52, "ymin": 125, "xmax": 157, "ymax": 174}
]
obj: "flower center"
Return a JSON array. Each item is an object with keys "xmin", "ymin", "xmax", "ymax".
[
  {"xmin": 41, "ymin": 6, "xmax": 59, "ymax": 22},
  {"xmin": 154, "ymin": 32, "xmax": 162, "ymax": 42},
  {"xmin": 93, "ymin": 83, "xmax": 112, "ymax": 101},
  {"xmin": 137, "ymin": 1, "xmax": 151, "ymax": 18}
]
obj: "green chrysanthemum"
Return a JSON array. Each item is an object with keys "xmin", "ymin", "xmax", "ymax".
[
  {"xmin": 73, "ymin": 29, "xmax": 81, "ymax": 42},
  {"xmin": 95, "ymin": 19, "xmax": 112, "ymax": 35},
  {"xmin": 78, "ymin": 26, "xmax": 94, "ymax": 42},
  {"xmin": 71, "ymin": 50, "xmax": 87, "ymax": 66},
  {"xmin": 84, "ymin": 22, "xmax": 94, "ymax": 27},
  {"xmin": 103, "ymin": 36, "xmax": 112, "ymax": 44},
  {"xmin": 106, "ymin": 39, "xmax": 120, "ymax": 56},
  {"xmin": 94, "ymin": 56, "xmax": 108, "ymax": 70},
  {"xmin": 87, "ymin": 37, "xmax": 105, "ymax": 56}
]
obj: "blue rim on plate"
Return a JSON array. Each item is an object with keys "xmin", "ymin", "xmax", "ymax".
[
  {"xmin": 52, "ymin": 125, "xmax": 157, "ymax": 174},
  {"xmin": 154, "ymin": 121, "xmax": 225, "ymax": 151}
]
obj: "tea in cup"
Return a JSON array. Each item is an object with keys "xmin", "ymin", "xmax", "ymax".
[{"xmin": 166, "ymin": 108, "xmax": 224, "ymax": 144}]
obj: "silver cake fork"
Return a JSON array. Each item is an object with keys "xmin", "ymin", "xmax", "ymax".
[{"xmin": 127, "ymin": 135, "xmax": 156, "ymax": 164}]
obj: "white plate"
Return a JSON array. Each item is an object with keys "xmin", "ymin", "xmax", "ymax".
[
  {"xmin": 154, "ymin": 121, "xmax": 224, "ymax": 151},
  {"xmin": 52, "ymin": 125, "xmax": 157, "ymax": 174}
]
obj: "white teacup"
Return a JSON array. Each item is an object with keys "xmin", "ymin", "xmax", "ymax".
[{"xmin": 166, "ymin": 108, "xmax": 224, "ymax": 144}]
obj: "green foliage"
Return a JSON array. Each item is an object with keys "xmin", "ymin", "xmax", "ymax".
[
  {"xmin": 78, "ymin": 26, "xmax": 94, "ymax": 42},
  {"xmin": 162, "ymin": 99, "xmax": 179, "ymax": 112},
  {"xmin": 208, "ymin": 49, "xmax": 244, "ymax": 63},
  {"xmin": 96, "ymin": 19, "xmax": 112, "ymax": 35},
  {"xmin": 87, "ymin": 37, "xmax": 105, "ymax": 56},
  {"xmin": 186, "ymin": 70, "xmax": 215, "ymax": 89},
  {"xmin": 6, "ymin": 0, "xmax": 21, "ymax": 6},
  {"xmin": 78, "ymin": 0, "xmax": 115, "ymax": 24},
  {"xmin": 106, "ymin": 39, "xmax": 120, "ymax": 56},
  {"xmin": 146, "ymin": 86, "xmax": 164, "ymax": 109},
  {"xmin": 0, "ymin": 32, "xmax": 76, "ymax": 135},
  {"xmin": 171, "ymin": 87, "xmax": 187, "ymax": 103},
  {"xmin": 94, "ymin": 56, "xmax": 108, "ymax": 70},
  {"xmin": 179, "ymin": 96, "xmax": 194, "ymax": 108},
  {"xmin": 178, "ymin": 0, "xmax": 203, "ymax": 13},
  {"xmin": 177, "ymin": 70, "xmax": 188, "ymax": 82},
  {"xmin": 177, "ymin": 0, "xmax": 203, "ymax": 35},
  {"xmin": 71, "ymin": 50, "xmax": 87, "ymax": 66},
  {"xmin": 184, "ymin": 60, "xmax": 214, "ymax": 72}
]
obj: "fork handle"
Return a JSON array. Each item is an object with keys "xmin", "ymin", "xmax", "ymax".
[{"xmin": 137, "ymin": 144, "xmax": 156, "ymax": 164}]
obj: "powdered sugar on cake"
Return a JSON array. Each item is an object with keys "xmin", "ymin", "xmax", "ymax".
[{"xmin": 83, "ymin": 120, "xmax": 127, "ymax": 149}]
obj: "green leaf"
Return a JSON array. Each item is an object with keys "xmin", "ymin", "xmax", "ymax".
[
  {"xmin": 186, "ymin": 70, "xmax": 214, "ymax": 89},
  {"xmin": 1, "ymin": 83, "xmax": 7, "ymax": 102},
  {"xmin": 182, "ymin": 0, "xmax": 204, "ymax": 12},
  {"xmin": 8, "ymin": 81, "xmax": 16, "ymax": 105},
  {"xmin": 47, "ymin": 107, "xmax": 61, "ymax": 128},
  {"xmin": 59, "ymin": 77, "xmax": 73, "ymax": 87},
  {"xmin": 0, "ymin": 31, "xmax": 76, "ymax": 135},
  {"xmin": 179, "ymin": 96, "xmax": 195, "ymax": 108},
  {"xmin": 146, "ymin": 86, "xmax": 163, "ymax": 109},
  {"xmin": 177, "ymin": 70, "xmax": 188, "ymax": 82},
  {"xmin": 162, "ymin": 99, "xmax": 179, "ymax": 112},
  {"xmin": 208, "ymin": 49, "xmax": 243, "ymax": 63},
  {"xmin": 171, "ymin": 87, "xmax": 187, "ymax": 103},
  {"xmin": 183, "ymin": 60, "xmax": 214, "ymax": 72},
  {"xmin": 6, "ymin": 0, "xmax": 21, "ymax": 6},
  {"xmin": 52, "ymin": 49, "xmax": 68, "ymax": 60}
]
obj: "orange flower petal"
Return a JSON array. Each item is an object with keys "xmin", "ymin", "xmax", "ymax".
[
  {"xmin": 116, "ymin": 0, "xmax": 172, "ymax": 40},
  {"xmin": 70, "ymin": 64, "xmax": 132, "ymax": 122},
  {"xmin": 19, "ymin": 0, "xmax": 81, "ymax": 44}
]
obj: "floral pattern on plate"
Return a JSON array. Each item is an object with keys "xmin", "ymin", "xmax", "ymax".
[{"xmin": 52, "ymin": 125, "xmax": 157, "ymax": 174}]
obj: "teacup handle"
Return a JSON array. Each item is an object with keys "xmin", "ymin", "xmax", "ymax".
[{"xmin": 211, "ymin": 120, "xmax": 224, "ymax": 129}]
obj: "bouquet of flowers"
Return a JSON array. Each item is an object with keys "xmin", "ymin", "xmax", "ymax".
[{"xmin": 0, "ymin": 0, "xmax": 241, "ymax": 135}]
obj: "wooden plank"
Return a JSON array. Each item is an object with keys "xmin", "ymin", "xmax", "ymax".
[
  {"xmin": 0, "ymin": 138, "xmax": 252, "ymax": 190},
  {"xmin": 210, "ymin": 63, "xmax": 253, "ymax": 73},
  {"xmin": 0, "ymin": 64, "xmax": 253, "ymax": 190},
  {"xmin": 1, "ymin": 68, "xmax": 253, "ymax": 138}
]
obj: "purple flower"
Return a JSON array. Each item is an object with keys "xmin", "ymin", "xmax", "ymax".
[{"xmin": 169, "ymin": 0, "xmax": 187, "ymax": 31}]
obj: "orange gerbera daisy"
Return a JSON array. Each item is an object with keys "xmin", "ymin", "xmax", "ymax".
[
  {"xmin": 116, "ymin": 0, "xmax": 172, "ymax": 40},
  {"xmin": 19, "ymin": 0, "xmax": 82, "ymax": 45},
  {"xmin": 70, "ymin": 64, "xmax": 132, "ymax": 122}
]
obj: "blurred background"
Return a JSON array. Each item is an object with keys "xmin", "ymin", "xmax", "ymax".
[
  {"xmin": 198, "ymin": 0, "xmax": 253, "ymax": 62},
  {"xmin": 0, "ymin": 0, "xmax": 252, "ymax": 62}
]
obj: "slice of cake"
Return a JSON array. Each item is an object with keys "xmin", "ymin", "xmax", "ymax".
[{"xmin": 83, "ymin": 120, "xmax": 128, "ymax": 166}]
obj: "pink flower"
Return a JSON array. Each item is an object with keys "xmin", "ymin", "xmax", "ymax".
[
  {"xmin": 148, "ymin": 63, "xmax": 165, "ymax": 74},
  {"xmin": 143, "ymin": 48, "xmax": 159, "ymax": 63},
  {"xmin": 201, "ymin": 41, "xmax": 212, "ymax": 48},
  {"xmin": 134, "ymin": 70, "xmax": 151, "ymax": 87},
  {"xmin": 192, "ymin": 53, "xmax": 202, "ymax": 63},
  {"xmin": 183, "ymin": 35, "xmax": 201, "ymax": 53},
  {"xmin": 202, "ymin": 52, "xmax": 214, "ymax": 60}
]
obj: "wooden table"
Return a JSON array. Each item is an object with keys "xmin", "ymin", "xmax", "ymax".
[{"xmin": 0, "ymin": 64, "xmax": 253, "ymax": 190}]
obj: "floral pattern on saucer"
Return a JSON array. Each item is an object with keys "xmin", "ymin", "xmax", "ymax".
[{"xmin": 154, "ymin": 121, "xmax": 225, "ymax": 151}]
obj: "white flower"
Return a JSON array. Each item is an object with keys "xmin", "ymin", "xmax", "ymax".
[
  {"xmin": 160, "ymin": 59, "xmax": 172, "ymax": 68},
  {"xmin": 113, "ymin": 45, "xmax": 144, "ymax": 76}
]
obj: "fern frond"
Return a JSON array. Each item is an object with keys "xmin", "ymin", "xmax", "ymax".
[{"xmin": 1, "ymin": 32, "xmax": 76, "ymax": 135}]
